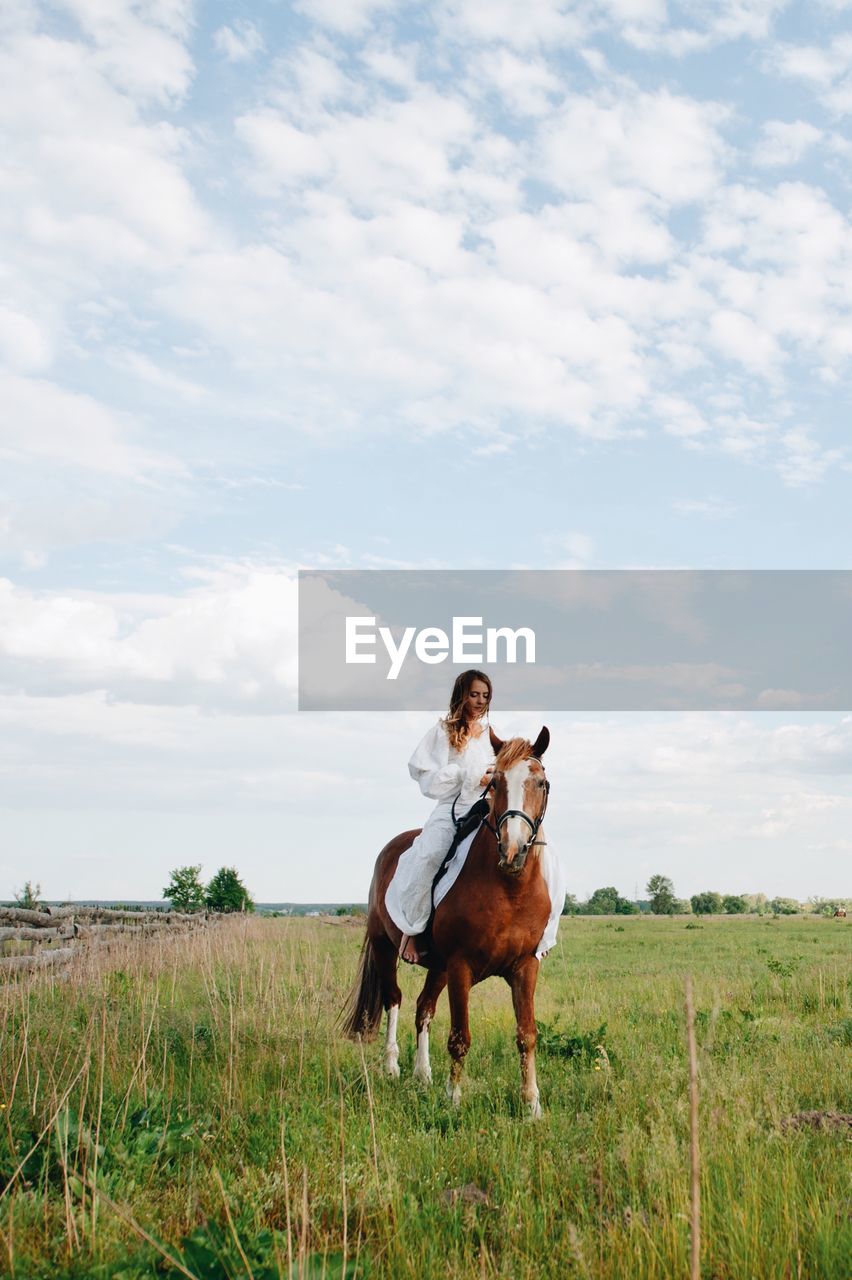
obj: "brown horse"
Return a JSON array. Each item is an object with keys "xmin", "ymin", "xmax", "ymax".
[{"xmin": 343, "ymin": 727, "xmax": 553, "ymax": 1117}]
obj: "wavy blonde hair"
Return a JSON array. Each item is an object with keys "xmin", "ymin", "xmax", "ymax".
[{"xmin": 442, "ymin": 669, "xmax": 493, "ymax": 752}]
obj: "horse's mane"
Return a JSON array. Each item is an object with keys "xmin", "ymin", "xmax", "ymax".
[{"xmin": 494, "ymin": 738, "xmax": 534, "ymax": 771}]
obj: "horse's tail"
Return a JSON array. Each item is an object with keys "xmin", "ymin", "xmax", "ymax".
[{"xmin": 341, "ymin": 933, "xmax": 385, "ymax": 1041}]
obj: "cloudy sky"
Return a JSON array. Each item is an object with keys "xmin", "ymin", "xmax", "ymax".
[{"xmin": 1, "ymin": 0, "xmax": 851, "ymax": 905}]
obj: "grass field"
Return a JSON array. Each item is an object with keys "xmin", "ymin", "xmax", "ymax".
[{"xmin": 0, "ymin": 913, "xmax": 849, "ymax": 1279}]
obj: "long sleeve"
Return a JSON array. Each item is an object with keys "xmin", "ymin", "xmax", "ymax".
[{"xmin": 408, "ymin": 720, "xmax": 465, "ymax": 802}]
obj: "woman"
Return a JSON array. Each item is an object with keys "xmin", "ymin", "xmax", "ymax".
[{"xmin": 386, "ymin": 669, "xmax": 496, "ymax": 964}]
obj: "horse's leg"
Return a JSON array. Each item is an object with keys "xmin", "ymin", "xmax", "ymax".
[
  {"xmin": 509, "ymin": 956, "xmax": 542, "ymax": 1119},
  {"xmin": 413, "ymin": 966, "xmax": 447, "ymax": 1084},
  {"xmin": 445, "ymin": 959, "xmax": 473, "ymax": 1106},
  {"xmin": 373, "ymin": 934, "xmax": 403, "ymax": 1078}
]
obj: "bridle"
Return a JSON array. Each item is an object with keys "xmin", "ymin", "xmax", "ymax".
[{"xmin": 480, "ymin": 759, "xmax": 550, "ymax": 870}]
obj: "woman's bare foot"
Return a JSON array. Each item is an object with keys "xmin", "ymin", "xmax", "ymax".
[{"xmin": 399, "ymin": 934, "xmax": 420, "ymax": 964}]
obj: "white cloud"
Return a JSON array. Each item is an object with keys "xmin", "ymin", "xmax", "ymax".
[
  {"xmin": 753, "ymin": 119, "xmax": 822, "ymax": 167},
  {"xmin": 213, "ymin": 20, "xmax": 265, "ymax": 63},
  {"xmin": 673, "ymin": 497, "xmax": 737, "ymax": 518},
  {"xmin": 538, "ymin": 89, "xmax": 729, "ymax": 205},
  {"xmin": 235, "ymin": 113, "xmax": 331, "ymax": 188},
  {"xmin": 436, "ymin": 0, "xmax": 590, "ymax": 51},
  {"xmin": 776, "ymin": 427, "xmax": 846, "ymax": 486},
  {"xmin": 709, "ymin": 308, "xmax": 780, "ymax": 372},
  {"xmin": 541, "ymin": 531, "xmax": 596, "ymax": 567},
  {"xmin": 622, "ymin": 0, "xmax": 788, "ymax": 55},
  {"xmin": 0, "ymin": 373, "xmax": 180, "ymax": 477},
  {"xmin": 657, "ymin": 395, "xmax": 710, "ymax": 439},
  {"xmin": 0, "ymin": 565, "xmax": 298, "ymax": 707},
  {"xmin": 467, "ymin": 48, "xmax": 563, "ymax": 117},
  {"xmin": 0, "ymin": 306, "xmax": 52, "ymax": 373},
  {"xmin": 0, "ymin": 31, "xmax": 212, "ymax": 267},
  {"xmin": 768, "ymin": 34, "xmax": 852, "ymax": 113},
  {"xmin": 5, "ymin": 704, "xmax": 851, "ymax": 901},
  {"xmin": 294, "ymin": 0, "xmax": 394, "ymax": 36},
  {"xmin": 697, "ymin": 182, "xmax": 852, "ymax": 370},
  {"xmin": 54, "ymin": 0, "xmax": 195, "ymax": 103}
]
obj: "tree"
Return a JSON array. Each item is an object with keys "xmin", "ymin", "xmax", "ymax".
[
  {"xmin": 809, "ymin": 897, "xmax": 848, "ymax": 917},
  {"xmin": 723, "ymin": 894, "xmax": 748, "ymax": 914},
  {"xmin": 583, "ymin": 887, "xmax": 639, "ymax": 915},
  {"xmin": 14, "ymin": 880, "xmax": 42, "ymax": 910},
  {"xmin": 691, "ymin": 891, "xmax": 723, "ymax": 915},
  {"xmin": 205, "ymin": 866, "xmax": 254, "ymax": 914},
  {"xmin": 646, "ymin": 874, "xmax": 676, "ymax": 915},
  {"xmin": 770, "ymin": 897, "xmax": 800, "ymax": 915},
  {"xmin": 585, "ymin": 886, "xmax": 621, "ymax": 915},
  {"xmin": 163, "ymin": 865, "xmax": 206, "ymax": 913},
  {"xmin": 562, "ymin": 893, "xmax": 580, "ymax": 916}
]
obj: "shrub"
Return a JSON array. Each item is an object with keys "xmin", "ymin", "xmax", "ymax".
[{"xmin": 691, "ymin": 891, "xmax": 723, "ymax": 915}]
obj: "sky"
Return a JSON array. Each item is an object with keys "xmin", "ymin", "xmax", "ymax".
[{"xmin": 1, "ymin": 0, "xmax": 851, "ymax": 905}]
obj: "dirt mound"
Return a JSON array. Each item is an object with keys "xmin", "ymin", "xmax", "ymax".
[{"xmin": 780, "ymin": 1111, "xmax": 852, "ymax": 1133}]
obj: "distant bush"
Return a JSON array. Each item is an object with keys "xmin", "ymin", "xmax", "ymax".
[
  {"xmin": 723, "ymin": 895, "xmax": 748, "ymax": 914},
  {"xmin": 14, "ymin": 880, "xmax": 42, "ymax": 911},
  {"xmin": 809, "ymin": 897, "xmax": 850, "ymax": 917},
  {"xmin": 691, "ymin": 892, "xmax": 723, "ymax": 915},
  {"xmin": 583, "ymin": 886, "xmax": 639, "ymax": 915},
  {"xmin": 770, "ymin": 897, "xmax": 801, "ymax": 915}
]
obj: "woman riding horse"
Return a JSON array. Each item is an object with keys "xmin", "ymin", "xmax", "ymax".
[{"xmin": 344, "ymin": 688, "xmax": 564, "ymax": 1117}]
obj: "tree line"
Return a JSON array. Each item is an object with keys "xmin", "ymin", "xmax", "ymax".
[
  {"xmin": 6, "ymin": 868, "xmax": 254, "ymax": 916},
  {"xmin": 563, "ymin": 875, "xmax": 850, "ymax": 917}
]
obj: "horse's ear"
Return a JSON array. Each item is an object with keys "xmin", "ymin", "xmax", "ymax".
[
  {"xmin": 489, "ymin": 727, "xmax": 505, "ymax": 756},
  {"xmin": 532, "ymin": 726, "xmax": 550, "ymax": 759}
]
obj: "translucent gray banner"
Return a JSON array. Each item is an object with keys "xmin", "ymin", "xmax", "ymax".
[{"xmin": 298, "ymin": 570, "xmax": 852, "ymax": 710}]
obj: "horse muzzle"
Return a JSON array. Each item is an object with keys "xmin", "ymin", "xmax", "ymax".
[{"xmin": 498, "ymin": 843, "xmax": 530, "ymax": 874}]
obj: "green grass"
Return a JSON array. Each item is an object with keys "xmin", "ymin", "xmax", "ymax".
[{"xmin": 0, "ymin": 914, "xmax": 849, "ymax": 1278}]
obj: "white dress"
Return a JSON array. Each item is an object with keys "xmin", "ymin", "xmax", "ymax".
[{"xmin": 385, "ymin": 719, "xmax": 566, "ymax": 958}]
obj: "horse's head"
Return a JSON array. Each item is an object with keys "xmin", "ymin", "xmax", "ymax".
[{"xmin": 486, "ymin": 726, "xmax": 550, "ymax": 874}]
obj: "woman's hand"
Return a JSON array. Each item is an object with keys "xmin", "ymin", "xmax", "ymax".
[{"xmin": 479, "ymin": 766, "xmax": 495, "ymax": 788}]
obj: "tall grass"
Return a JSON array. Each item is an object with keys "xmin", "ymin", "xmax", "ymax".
[{"xmin": 0, "ymin": 914, "xmax": 849, "ymax": 1278}]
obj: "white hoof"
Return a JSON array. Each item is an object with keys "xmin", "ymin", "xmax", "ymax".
[
  {"xmin": 384, "ymin": 1055, "xmax": 400, "ymax": 1078},
  {"xmin": 524, "ymin": 1094, "xmax": 542, "ymax": 1120},
  {"xmin": 412, "ymin": 1062, "xmax": 432, "ymax": 1085},
  {"xmin": 446, "ymin": 1077, "xmax": 462, "ymax": 1106}
]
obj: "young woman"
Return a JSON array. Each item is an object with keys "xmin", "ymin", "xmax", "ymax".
[{"xmin": 386, "ymin": 669, "xmax": 496, "ymax": 964}]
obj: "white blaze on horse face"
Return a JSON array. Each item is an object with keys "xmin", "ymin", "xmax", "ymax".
[
  {"xmin": 501, "ymin": 761, "xmax": 532, "ymax": 865},
  {"xmin": 384, "ymin": 1004, "xmax": 400, "ymax": 1078}
]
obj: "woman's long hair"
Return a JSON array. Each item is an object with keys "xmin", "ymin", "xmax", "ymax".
[{"xmin": 442, "ymin": 669, "xmax": 492, "ymax": 751}]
